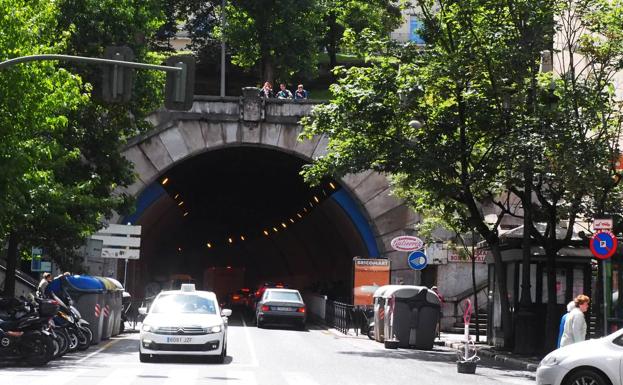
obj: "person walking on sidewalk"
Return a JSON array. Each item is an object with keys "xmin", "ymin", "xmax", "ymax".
[{"xmin": 560, "ymin": 294, "xmax": 590, "ymax": 348}]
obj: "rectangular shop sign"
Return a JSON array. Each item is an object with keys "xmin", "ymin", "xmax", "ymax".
[
  {"xmin": 353, "ymin": 258, "xmax": 390, "ymax": 306},
  {"xmin": 448, "ymin": 250, "xmax": 486, "ymax": 263}
]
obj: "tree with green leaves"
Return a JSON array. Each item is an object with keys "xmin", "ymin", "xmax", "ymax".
[
  {"xmin": 1, "ymin": 0, "xmax": 167, "ymax": 296},
  {"xmin": 301, "ymin": 0, "xmax": 623, "ymax": 350},
  {"xmin": 222, "ymin": 0, "xmax": 324, "ymax": 83}
]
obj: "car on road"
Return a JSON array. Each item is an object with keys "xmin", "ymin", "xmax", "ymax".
[
  {"xmin": 255, "ymin": 288, "xmax": 306, "ymax": 329},
  {"xmin": 138, "ymin": 284, "xmax": 232, "ymax": 363},
  {"xmin": 536, "ymin": 328, "xmax": 623, "ymax": 385}
]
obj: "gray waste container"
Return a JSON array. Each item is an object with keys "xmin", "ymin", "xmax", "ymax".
[
  {"xmin": 381, "ymin": 285, "xmax": 440, "ymax": 350},
  {"xmin": 48, "ymin": 275, "xmax": 106, "ymax": 344},
  {"xmin": 373, "ymin": 285, "xmax": 404, "ymax": 343}
]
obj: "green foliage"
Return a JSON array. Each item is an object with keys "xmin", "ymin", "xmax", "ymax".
[{"xmin": 222, "ymin": 0, "xmax": 324, "ymax": 81}]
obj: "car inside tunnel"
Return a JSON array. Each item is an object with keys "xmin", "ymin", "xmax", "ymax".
[{"xmin": 120, "ymin": 147, "xmax": 378, "ymax": 303}]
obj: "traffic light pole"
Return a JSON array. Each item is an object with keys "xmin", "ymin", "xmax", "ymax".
[{"xmin": 0, "ymin": 54, "xmax": 182, "ymax": 73}]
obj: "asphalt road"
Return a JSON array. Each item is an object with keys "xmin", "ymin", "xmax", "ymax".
[{"xmin": 0, "ymin": 311, "xmax": 535, "ymax": 385}]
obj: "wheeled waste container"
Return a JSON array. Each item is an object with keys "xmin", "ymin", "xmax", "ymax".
[
  {"xmin": 106, "ymin": 278, "xmax": 124, "ymax": 336},
  {"xmin": 96, "ymin": 277, "xmax": 121, "ymax": 340},
  {"xmin": 380, "ymin": 285, "xmax": 441, "ymax": 350},
  {"xmin": 373, "ymin": 285, "xmax": 404, "ymax": 343},
  {"xmin": 48, "ymin": 275, "xmax": 106, "ymax": 344}
]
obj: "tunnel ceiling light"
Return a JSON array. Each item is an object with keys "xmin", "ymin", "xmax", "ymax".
[
  {"xmin": 207, "ymin": 242, "xmax": 212, "ymax": 248},
  {"xmin": 240, "ymin": 235, "xmax": 245, "ymax": 241},
  {"xmin": 329, "ymin": 182, "xmax": 336, "ymax": 189},
  {"xmin": 309, "ymin": 202, "xmax": 314, "ymax": 208},
  {"xmin": 174, "ymin": 193, "xmax": 179, "ymax": 199},
  {"xmin": 303, "ymin": 207, "xmax": 308, "ymax": 213},
  {"xmin": 290, "ymin": 218, "xmax": 294, "ymax": 223},
  {"xmin": 161, "ymin": 177, "xmax": 169, "ymax": 185},
  {"xmin": 228, "ymin": 237, "xmax": 233, "ymax": 244},
  {"xmin": 178, "ymin": 247, "xmax": 182, "ymax": 252},
  {"xmin": 297, "ymin": 213, "xmax": 302, "ymax": 218},
  {"xmin": 178, "ymin": 201, "xmax": 184, "ymax": 206},
  {"xmin": 313, "ymin": 196, "xmax": 319, "ymax": 203},
  {"xmin": 183, "ymin": 212, "xmax": 189, "ymax": 217},
  {"xmin": 322, "ymin": 190, "xmax": 327, "ymax": 196},
  {"xmin": 273, "ymin": 227, "xmax": 278, "ymax": 233},
  {"xmin": 281, "ymin": 222, "xmax": 287, "ymax": 228},
  {"xmin": 263, "ymin": 230, "xmax": 269, "ymax": 236},
  {"xmin": 226, "ymin": 266, "xmax": 232, "ymax": 269}
]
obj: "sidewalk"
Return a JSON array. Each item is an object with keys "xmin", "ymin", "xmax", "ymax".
[{"xmin": 438, "ymin": 332, "xmax": 540, "ymax": 372}]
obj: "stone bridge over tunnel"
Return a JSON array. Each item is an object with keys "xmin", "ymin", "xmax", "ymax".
[{"xmin": 98, "ymin": 91, "xmax": 421, "ymax": 301}]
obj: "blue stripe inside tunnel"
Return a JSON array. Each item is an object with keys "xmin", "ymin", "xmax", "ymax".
[{"xmin": 330, "ymin": 189, "xmax": 380, "ymax": 258}]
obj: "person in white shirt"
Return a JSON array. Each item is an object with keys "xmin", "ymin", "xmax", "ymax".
[{"xmin": 560, "ymin": 294, "xmax": 590, "ymax": 347}]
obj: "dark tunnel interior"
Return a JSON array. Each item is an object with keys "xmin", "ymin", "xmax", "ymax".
[{"xmin": 123, "ymin": 147, "xmax": 372, "ymax": 302}]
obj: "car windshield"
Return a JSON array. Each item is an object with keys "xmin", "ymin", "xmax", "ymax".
[
  {"xmin": 150, "ymin": 294, "xmax": 217, "ymax": 314},
  {"xmin": 267, "ymin": 291, "xmax": 301, "ymax": 301}
]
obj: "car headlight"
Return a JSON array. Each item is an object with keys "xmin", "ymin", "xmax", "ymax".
[
  {"xmin": 539, "ymin": 354, "xmax": 560, "ymax": 367},
  {"xmin": 206, "ymin": 325, "xmax": 222, "ymax": 333},
  {"xmin": 141, "ymin": 324, "xmax": 153, "ymax": 332}
]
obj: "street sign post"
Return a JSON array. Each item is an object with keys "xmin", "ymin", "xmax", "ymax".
[
  {"xmin": 408, "ymin": 251, "xmax": 428, "ymax": 270},
  {"xmin": 589, "ymin": 230, "xmax": 617, "ymax": 260}
]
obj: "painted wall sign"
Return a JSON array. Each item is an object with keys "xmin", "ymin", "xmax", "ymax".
[{"xmin": 391, "ymin": 236, "xmax": 424, "ymax": 252}]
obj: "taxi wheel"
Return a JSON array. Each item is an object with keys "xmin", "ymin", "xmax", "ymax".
[
  {"xmin": 564, "ymin": 369, "xmax": 608, "ymax": 385},
  {"xmin": 139, "ymin": 352, "xmax": 151, "ymax": 363},
  {"xmin": 215, "ymin": 344, "xmax": 227, "ymax": 364}
]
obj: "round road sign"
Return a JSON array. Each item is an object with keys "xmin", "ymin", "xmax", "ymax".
[
  {"xmin": 408, "ymin": 251, "xmax": 428, "ymax": 270},
  {"xmin": 589, "ymin": 230, "xmax": 618, "ymax": 260}
]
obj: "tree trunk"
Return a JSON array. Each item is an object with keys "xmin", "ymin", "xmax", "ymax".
[
  {"xmin": 544, "ymin": 245, "xmax": 558, "ymax": 352},
  {"xmin": 4, "ymin": 232, "xmax": 19, "ymax": 297},
  {"xmin": 520, "ymin": 169, "xmax": 533, "ymax": 305},
  {"xmin": 261, "ymin": 56, "xmax": 275, "ymax": 85},
  {"xmin": 490, "ymin": 242, "xmax": 513, "ymax": 348}
]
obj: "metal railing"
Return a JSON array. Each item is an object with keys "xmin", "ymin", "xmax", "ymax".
[{"xmin": 325, "ymin": 300, "xmax": 355, "ymax": 335}]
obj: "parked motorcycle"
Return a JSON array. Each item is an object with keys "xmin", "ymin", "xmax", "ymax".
[{"xmin": 0, "ymin": 296, "xmax": 58, "ymax": 366}]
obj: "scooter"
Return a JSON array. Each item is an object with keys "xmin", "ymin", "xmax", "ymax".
[{"xmin": 0, "ymin": 297, "xmax": 58, "ymax": 366}]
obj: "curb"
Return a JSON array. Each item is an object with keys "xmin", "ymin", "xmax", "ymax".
[{"xmin": 441, "ymin": 340, "xmax": 538, "ymax": 372}]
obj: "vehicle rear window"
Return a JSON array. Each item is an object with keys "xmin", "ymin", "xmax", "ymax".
[
  {"xmin": 267, "ymin": 291, "xmax": 301, "ymax": 301},
  {"xmin": 151, "ymin": 294, "xmax": 216, "ymax": 314}
]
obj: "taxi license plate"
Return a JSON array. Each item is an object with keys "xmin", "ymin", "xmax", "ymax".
[
  {"xmin": 274, "ymin": 307, "xmax": 294, "ymax": 311},
  {"xmin": 166, "ymin": 336, "xmax": 193, "ymax": 343}
]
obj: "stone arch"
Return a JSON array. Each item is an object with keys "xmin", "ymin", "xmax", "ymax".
[{"xmin": 119, "ymin": 96, "xmax": 420, "ymax": 277}]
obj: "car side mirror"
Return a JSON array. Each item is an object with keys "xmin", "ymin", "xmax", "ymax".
[
  {"xmin": 138, "ymin": 307, "xmax": 147, "ymax": 315},
  {"xmin": 221, "ymin": 309, "xmax": 232, "ymax": 317}
]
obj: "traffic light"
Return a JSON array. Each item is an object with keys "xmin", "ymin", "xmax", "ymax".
[
  {"xmin": 102, "ymin": 46, "xmax": 134, "ymax": 103},
  {"xmin": 164, "ymin": 55, "xmax": 195, "ymax": 111}
]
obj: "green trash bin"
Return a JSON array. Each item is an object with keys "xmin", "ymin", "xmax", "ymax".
[
  {"xmin": 106, "ymin": 277, "xmax": 124, "ymax": 336},
  {"xmin": 97, "ymin": 277, "xmax": 118, "ymax": 340}
]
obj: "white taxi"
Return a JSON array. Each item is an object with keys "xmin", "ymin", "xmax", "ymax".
[{"xmin": 138, "ymin": 284, "xmax": 232, "ymax": 363}]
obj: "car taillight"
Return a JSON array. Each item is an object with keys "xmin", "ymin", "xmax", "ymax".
[
  {"xmin": 261, "ymin": 305, "xmax": 270, "ymax": 312},
  {"xmin": 297, "ymin": 307, "xmax": 306, "ymax": 313},
  {"xmin": 233, "ymin": 296, "xmax": 240, "ymax": 300}
]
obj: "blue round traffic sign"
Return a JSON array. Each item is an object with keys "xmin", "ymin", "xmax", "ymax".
[
  {"xmin": 590, "ymin": 230, "xmax": 617, "ymax": 260},
  {"xmin": 408, "ymin": 251, "xmax": 428, "ymax": 270}
]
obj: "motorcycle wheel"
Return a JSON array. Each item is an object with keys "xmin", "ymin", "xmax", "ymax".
[
  {"xmin": 67, "ymin": 329, "xmax": 79, "ymax": 351},
  {"xmin": 80, "ymin": 325, "xmax": 93, "ymax": 346},
  {"xmin": 51, "ymin": 335, "xmax": 60, "ymax": 358},
  {"xmin": 76, "ymin": 327, "xmax": 89, "ymax": 351},
  {"xmin": 58, "ymin": 329, "xmax": 71, "ymax": 356},
  {"xmin": 54, "ymin": 331, "xmax": 67, "ymax": 358},
  {"xmin": 22, "ymin": 332, "xmax": 54, "ymax": 366}
]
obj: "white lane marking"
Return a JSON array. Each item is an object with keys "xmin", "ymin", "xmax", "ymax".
[
  {"xmin": 226, "ymin": 370, "xmax": 258, "ymax": 385},
  {"xmin": 282, "ymin": 371, "xmax": 320, "ymax": 385},
  {"xmin": 76, "ymin": 338, "xmax": 121, "ymax": 363},
  {"xmin": 0, "ymin": 374, "xmax": 17, "ymax": 384},
  {"xmin": 162, "ymin": 368, "xmax": 198, "ymax": 385},
  {"xmin": 95, "ymin": 368, "xmax": 143, "ymax": 385},
  {"xmin": 240, "ymin": 314, "xmax": 259, "ymax": 367}
]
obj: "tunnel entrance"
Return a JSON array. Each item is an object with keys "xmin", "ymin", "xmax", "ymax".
[{"xmin": 121, "ymin": 147, "xmax": 377, "ymax": 303}]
